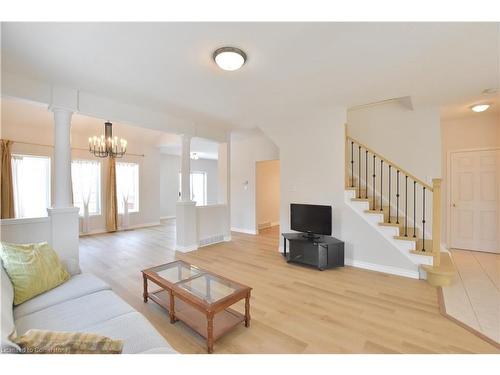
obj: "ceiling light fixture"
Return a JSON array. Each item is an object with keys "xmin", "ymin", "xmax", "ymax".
[
  {"xmin": 213, "ymin": 47, "xmax": 247, "ymax": 71},
  {"xmin": 89, "ymin": 121, "xmax": 127, "ymax": 158},
  {"xmin": 471, "ymin": 104, "xmax": 490, "ymax": 113},
  {"xmin": 190, "ymin": 152, "xmax": 199, "ymax": 160}
]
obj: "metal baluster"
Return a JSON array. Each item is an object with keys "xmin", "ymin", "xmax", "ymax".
[
  {"xmin": 422, "ymin": 187, "xmax": 426, "ymax": 251},
  {"xmin": 358, "ymin": 145, "xmax": 361, "ymax": 198},
  {"xmin": 413, "ymin": 181, "xmax": 416, "ymax": 238},
  {"xmin": 380, "ymin": 160, "xmax": 383, "ymax": 212},
  {"xmin": 396, "ymin": 170, "xmax": 400, "ymax": 224},
  {"xmin": 405, "ymin": 176, "xmax": 408, "ymax": 236},
  {"xmin": 350, "ymin": 142, "xmax": 354, "ymax": 188},
  {"xmin": 388, "ymin": 165, "xmax": 392, "ymax": 223},
  {"xmin": 365, "ymin": 150, "xmax": 368, "ymax": 199},
  {"xmin": 372, "ymin": 155, "xmax": 376, "ymax": 210}
]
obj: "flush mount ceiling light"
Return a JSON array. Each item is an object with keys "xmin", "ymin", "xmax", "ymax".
[
  {"xmin": 190, "ymin": 152, "xmax": 199, "ymax": 160},
  {"xmin": 471, "ymin": 104, "xmax": 491, "ymax": 113},
  {"xmin": 213, "ymin": 47, "xmax": 247, "ymax": 71}
]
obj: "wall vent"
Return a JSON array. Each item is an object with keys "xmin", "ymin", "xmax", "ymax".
[{"xmin": 199, "ymin": 234, "xmax": 225, "ymax": 247}]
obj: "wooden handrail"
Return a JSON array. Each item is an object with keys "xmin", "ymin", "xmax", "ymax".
[{"xmin": 346, "ymin": 135, "xmax": 433, "ymax": 191}]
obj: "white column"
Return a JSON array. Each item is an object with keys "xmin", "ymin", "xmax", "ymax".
[
  {"xmin": 52, "ymin": 108, "xmax": 73, "ymax": 208},
  {"xmin": 176, "ymin": 134, "xmax": 198, "ymax": 252},
  {"xmin": 47, "ymin": 106, "xmax": 80, "ymax": 275},
  {"xmin": 180, "ymin": 134, "xmax": 192, "ymax": 202}
]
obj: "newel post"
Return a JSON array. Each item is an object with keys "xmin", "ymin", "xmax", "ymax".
[{"xmin": 432, "ymin": 178, "xmax": 442, "ymax": 267}]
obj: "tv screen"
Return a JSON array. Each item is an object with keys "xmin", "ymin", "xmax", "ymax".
[{"xmin": 290, "ymin": 204, "xmax": 332, "ymax": 236}]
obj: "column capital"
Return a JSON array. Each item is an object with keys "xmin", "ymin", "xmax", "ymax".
[{"xmin": 48, "ymin": 105, "xmax": 74, "ymax": 115}]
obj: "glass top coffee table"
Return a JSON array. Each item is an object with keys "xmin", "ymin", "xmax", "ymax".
[{"xmin": 142, "ymin": 260, "xmax": 252, "ymax": 353}]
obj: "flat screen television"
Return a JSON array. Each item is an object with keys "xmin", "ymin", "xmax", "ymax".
[{"xmin": 290, "ymin": 203, "xmax": 332, "ymax": 237}]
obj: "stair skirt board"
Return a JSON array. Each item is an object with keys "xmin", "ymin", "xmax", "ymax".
[
  {"xmin": 345, "ymin": 259, "xmax": 420, "ymax": 279},
  {"xmin": 345, "ymin": 189, "xmax": 433, "ymax": 269}
]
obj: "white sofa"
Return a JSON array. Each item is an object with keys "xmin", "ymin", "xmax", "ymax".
[{"xmin": 1, "ymin": 265, "xmax": 177, "ymax": 354}]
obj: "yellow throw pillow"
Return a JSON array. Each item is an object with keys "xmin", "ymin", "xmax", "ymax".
[
  {"xmin": 13, "ymin": 329, "xmax": 123, "ymax": 354},
  {"xmin": 0, "ymin": 242, "xmax": 70, "ymax": 305}
]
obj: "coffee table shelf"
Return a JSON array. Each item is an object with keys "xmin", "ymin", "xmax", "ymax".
[{"xmin": 142, "ymin": 260, "xmax": 251, "ymax": 353}]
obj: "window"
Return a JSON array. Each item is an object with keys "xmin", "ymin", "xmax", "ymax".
[
  {"xmin": 116, "ymin": 162, "xmax": 139, "ymax": 213},
  {"xmin": 178, "ymin": 171, "xmax": 207, "ymax": 206},
  {"xmin": 12, "ymin": 154, "xmax": 51, "ymax": 218},
  {"xmin": 71, "ymin": 160, "xmax": 101, "ymax": 216}
]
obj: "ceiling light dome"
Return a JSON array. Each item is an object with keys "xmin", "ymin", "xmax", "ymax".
[
  {"xmin": 471, "ymin": 104, "xmax": 490, "ymax": 113},
  {"xmin": 213, "ymin": 47, "xmax": 247, "ymax": 71}
]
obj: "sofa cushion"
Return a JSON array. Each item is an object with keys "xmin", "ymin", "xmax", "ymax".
[
  {"xmin": 1, "ymin": 263, "xmax": 20, "ymax": 353},
  {"xmin": 83, "ymin": 312, "xmax": 176, "ymax": 354},
  {"xmin": 0, "ymin": 242, "xmax": 70, "ymax": 305},
  {"xmin": 15, "ymin": 290, "xmax": 134, "ymax": 336},
  {"xmin": 14, "ymin": 273, "xmax": 110, "ymax": 320}
]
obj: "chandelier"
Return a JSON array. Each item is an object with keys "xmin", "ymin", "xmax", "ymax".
[{"xmin": 88, "ymin": 121, "xmax": 127, "ymax": 158}]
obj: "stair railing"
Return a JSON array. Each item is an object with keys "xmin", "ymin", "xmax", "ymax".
[{"xmin": 346, "ymin": 134, "xmax": 442, "ymax": 267}]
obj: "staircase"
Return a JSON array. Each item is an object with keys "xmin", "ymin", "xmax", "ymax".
[{"xmin": 344, "ymin": 134, "xmax": 454, "ymax": 286}]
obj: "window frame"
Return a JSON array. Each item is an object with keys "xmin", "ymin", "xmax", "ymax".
[
  {"xmin": 178, "ymin": 170, "xmax": 208, "ymax": 206},
  {"xmin": 11, "ymin": 153, "xmax": 52, "ymax": 218}
]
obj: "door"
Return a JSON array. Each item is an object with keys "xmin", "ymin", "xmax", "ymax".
[{"xmin": 450, "ymin": 150, "xmax": 499, "ymax": 253}]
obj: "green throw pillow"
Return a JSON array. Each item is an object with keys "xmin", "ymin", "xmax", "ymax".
[{"xmin": 0, "ymin": 242, "xmax": 70, "ymax": 305}]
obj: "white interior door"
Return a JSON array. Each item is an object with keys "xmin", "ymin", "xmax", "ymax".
[{"xmin": 450, "ymin": 150, "xmax": 499, "ymax": 253}]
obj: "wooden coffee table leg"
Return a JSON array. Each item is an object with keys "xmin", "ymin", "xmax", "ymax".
[
  {"xmin": 207, "ymin": 313, "xmax": 214, "ymax": 354},
  {"xmin": 169, "ymin": 290, "xmax": 176, "ymax": 324},
  {"xmin": 245, "ymin": 291, "xmax": 251, "ymax": 327},
  {"xmin": 143, "ymin": 275, "xmax": 148, "ymax": 303}
]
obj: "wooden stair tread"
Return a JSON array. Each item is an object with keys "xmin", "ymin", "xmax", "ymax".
[
  {"xmin": 351, "ymin": 198, "xmax": 369, "ymax": 202},
  {"xmin": 393, "ymin": 235, "xmax": 417, "ymax": 242}
]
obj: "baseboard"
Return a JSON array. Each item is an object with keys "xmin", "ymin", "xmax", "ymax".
[
  {"xmin": 160, "ymin": 215, "xmax": 176, "ymax": 220},
  {"xmin": 175, "ymin": 244, "xmax": 199, "ymax": 253},
  {"xmin": 79, "ymin": 221, "xmax": 161, "ymax": 237},
  {"xmin": 345, "ymin": 258, "xmax": 420, "ymax": 279},
  {"xmin": 231, "ymin": 227, "xmax": 258, "ymax": 235}
]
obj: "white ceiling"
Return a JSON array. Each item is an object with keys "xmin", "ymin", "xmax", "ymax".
[{"xmin": 1, "ymin": 22, "xmax": 499, "ymax": 127}]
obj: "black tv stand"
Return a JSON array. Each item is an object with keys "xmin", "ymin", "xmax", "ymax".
[{"xmin": 282, "ymin": 232, "xmax": 344, "ymax": 270}]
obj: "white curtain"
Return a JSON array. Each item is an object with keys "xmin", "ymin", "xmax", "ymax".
[
  {"xmin": 71, "ymin": 160, "xmax": 100, "ymax": 216},
  {"xmin": 12, "ymin": 155, "xmax": 51, "ymax": 218},
  {"xmin": 116, "ymin": 162, "xmax": 139, "ymax": 213}
]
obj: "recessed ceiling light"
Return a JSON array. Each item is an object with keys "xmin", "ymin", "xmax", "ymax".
[
  {"xmin": 471, "ymin": 104, "xmax": 490, "ymax": 113},
  {"xmin": 213, "ymin": 47, "xmax": 247, "ymax": 71}
]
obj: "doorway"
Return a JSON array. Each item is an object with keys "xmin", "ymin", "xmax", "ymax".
[
  {"xmin": 450, "ymin": 149, "xmax": 499, "ymax": 253},
  {"xmin": 255, "ymin": 160, "xmax": 280, "ymax": 234}
]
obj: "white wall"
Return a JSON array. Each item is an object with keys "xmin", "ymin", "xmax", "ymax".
[
  {"xmin": 230, "ymin": 129, "xmax": 279, "ymax": 234},
  {"xmin": 159, "ymin": 154, "xmax": 219, "ymax": 218},
  {"xmin": 261, "ymin": 108, "xmax": 417, "ymax": 275},
  {"xmin": 441, "ymin": 112, "xmax": 500, "ymax": 247},
  {"xmin": 256, "ymin": 160, "xmax": 280, "ymax": 228},
  {"xmin": 347, "ymin": 102, "xmax": 441, "ymax": 182}
]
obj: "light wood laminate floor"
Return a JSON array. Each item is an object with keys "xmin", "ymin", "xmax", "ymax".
[{"xmin": 79, "ymin": 220, "xmax": 498, "ymax": 353}]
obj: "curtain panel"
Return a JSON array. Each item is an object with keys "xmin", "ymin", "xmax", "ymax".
[
  {"xmin": 106, "ymin": 158, "xmax": 118, "ymax": 232},
  {"xmin": 0, "ymin": 139, "xmax": 15, "ymax": 219}
]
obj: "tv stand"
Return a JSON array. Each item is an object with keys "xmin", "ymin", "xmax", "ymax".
[{"xmin": 282, "ymin": 233, "xmax": 344, "ymax": 270}]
